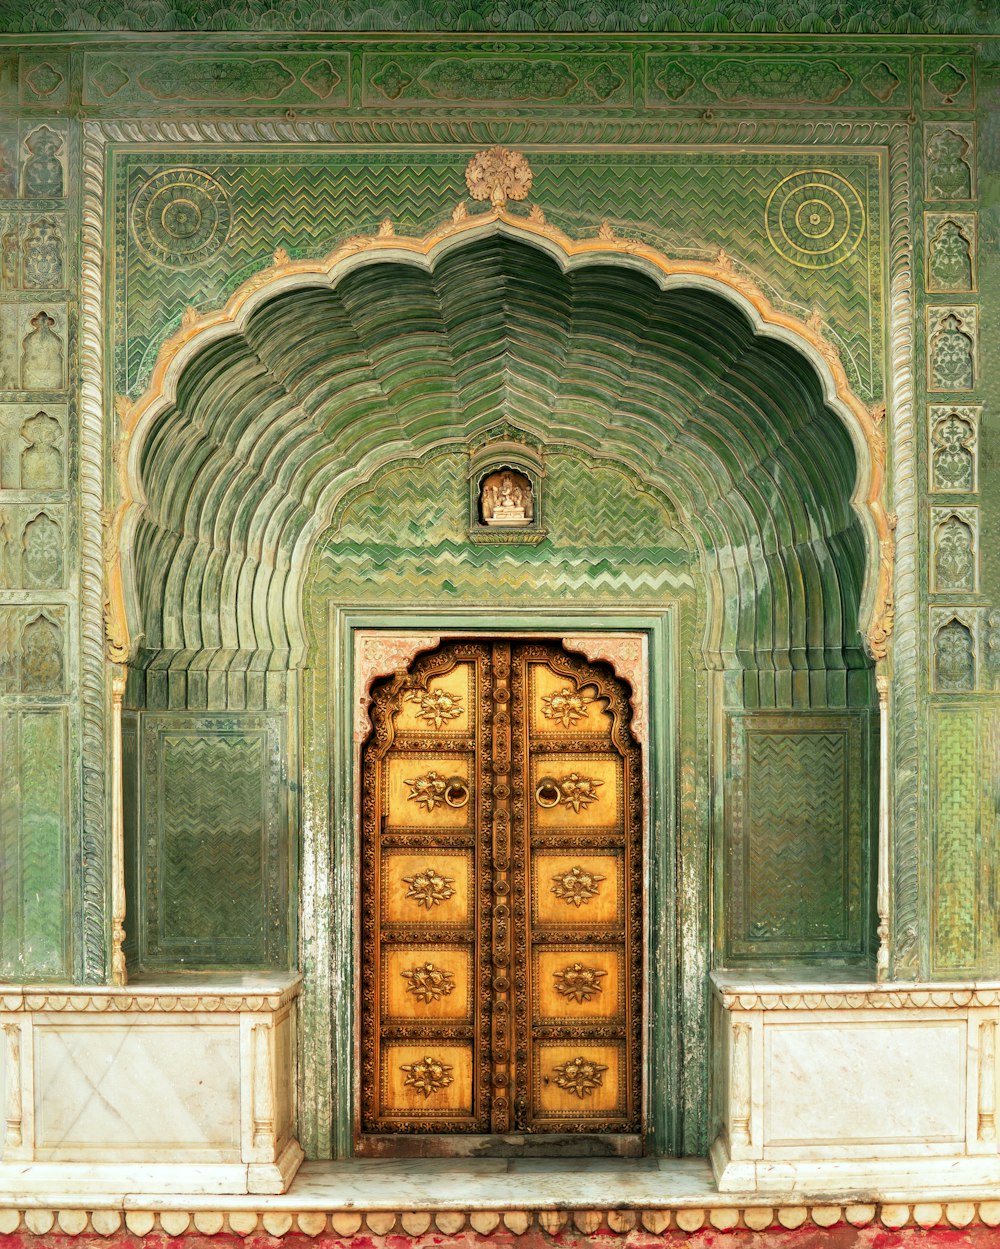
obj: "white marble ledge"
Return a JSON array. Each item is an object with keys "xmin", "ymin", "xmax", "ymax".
[
  {"xmin": 0, "ymin": 973, "xmax": 301, "ymax": 1014},
  {"xmin": 712, "ymin": 970, "xmax": 1000, "ymax": 1010},
  {"xmin": 14, "ymin": 1159, "xmax": 1000, "ymax": 1216}
]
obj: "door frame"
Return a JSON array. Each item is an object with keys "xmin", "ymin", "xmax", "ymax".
[{"xmin": 325, "ymin": 604, "xmax": 677, "ymax": 1156}]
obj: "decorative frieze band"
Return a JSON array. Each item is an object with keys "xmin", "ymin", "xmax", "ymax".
[
  {"xmin": 2, "ymin": 1200, "xmax": 1000, "ymax": 1238},
  {"xmin": 717, "ymin": 986, "xmax": 1000, "ymax": 1011},
  {"xmin": 0, "ymin": 978, "xmax": 301, "ymax": 1013}
]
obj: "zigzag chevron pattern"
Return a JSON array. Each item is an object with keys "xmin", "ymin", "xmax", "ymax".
[
  {"xmin": 118, "ymin": 153, "xmax": 880, "ymax": 398},
  {"xmin": 932, "ymin": 709, "xmax": 980, "ymax": 972},
  {"xmin": 17, "ymin": 710, "xmax": 67, "ymax": 976},
  {"xmin": 153, "ymin": 733, "xmax": 265, "ymax": 956},
  {"xmin": 745, "ymin": 731, "xmax": 849, "ymax": 943},
  {"xmin": 311, "ymin": 449, "xmax": 695, "ymax": 604},
  {"xmin": 132, "ymin": 232, "xmax": 867, "ymax": 684}
]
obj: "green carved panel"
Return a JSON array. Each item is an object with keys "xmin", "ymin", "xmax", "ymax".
[
  {"xmin": 929, "ymin": 703, "xmax": 1000, "ymax": 975},
  {"xmin": 0, "ymin": 2, "xmax": 992, "ymax": 32},
  {"xmin": 0, "ymin": 707, "xmax": 68, "ymax": 978},
  {"xmin": 113, "ymin": 146, "xmax": 883, "ymax": 400},
  {"xmin": 136, "ymin": 713, "xmax": 287, "ymax": 969},
  {"xmin": 310, "ymin": 449, "xmax": 694, "ymax": 609},
  {"xmin": 724, "ymin": 711, "xmax": 874, "ymax": 963}
]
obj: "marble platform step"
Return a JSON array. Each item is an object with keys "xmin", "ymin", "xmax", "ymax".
[{"xmin": 5, "ymin": 1159, "xmax": 1000, "ymax": 1238}]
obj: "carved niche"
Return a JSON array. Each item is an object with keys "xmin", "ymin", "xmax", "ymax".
[
  {"xmin": 925, "ymin": 124, "xmax": 975, "ymax": 201},
  {"xmin": 931, "ymin": 506, "xmax": 978, "ymax": 594},
  {"xmin": 929, "ymin": 404, "xmax": 979, "ymax": 493},
  {"xmin": 20, "ymin": 309, "xmax": 64, "ymax": 389},
  {"xmin": 20, "ymin": 409, "xmax": 64, "ymax": 488},
  {"xmin": 933, "ymin": 614, "xmax": 977, "ymax": 693},
  {"xmin": 925, "ymin": 213, "xmax": 976, "ymax": 293},
  {"xmin": 927, "ymin": 306, "xmax": 976, "ymax": 392},
  {"xmin": 467, "ymin": 429, "xmax": 545, "ymax": 543},
  {"xmin": 21, "ymin": 125, "xmax": 64, "ymax": 199}
]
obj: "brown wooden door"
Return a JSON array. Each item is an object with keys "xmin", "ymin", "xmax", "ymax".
[{"xmin": 360, "ymin": 639, "xmax": 642, "ymax": 1147}]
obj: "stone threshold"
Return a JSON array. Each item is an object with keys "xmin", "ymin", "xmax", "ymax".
[{"xmin": 4, "ymin": 1159, "xmax": 1000, "ymax": 1237}]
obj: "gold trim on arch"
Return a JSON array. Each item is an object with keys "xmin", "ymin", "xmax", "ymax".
[{"xmin": 105, "ymin": 197, "xmax": 893, "ymax": 667}]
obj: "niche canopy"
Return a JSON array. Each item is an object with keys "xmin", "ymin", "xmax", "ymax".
[{"xmin": 105, "ymin": 147, "xmax": 894, "ymax": 674}]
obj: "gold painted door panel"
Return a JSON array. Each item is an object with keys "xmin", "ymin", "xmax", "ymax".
[{"xmin": 360, "ymin": 640, "xmax": 642, "ymax": 1142}]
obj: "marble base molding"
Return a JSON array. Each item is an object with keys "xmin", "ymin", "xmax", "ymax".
[
  {"xmin": 5, "ymin": 1187, "xmax": 1000, "ymax": 1238},
  {"xmin": 711, "ymin": 973, "xmax": 1000, "ymax": 1193},
  {"xmin": 0, "ymin": 976, "xmax": 303, "ymax": 1196}
]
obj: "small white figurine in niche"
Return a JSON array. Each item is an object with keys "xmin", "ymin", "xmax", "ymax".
[{"xmin": 481, "ymin": 469, "xmax": 533, "ymax": 526}]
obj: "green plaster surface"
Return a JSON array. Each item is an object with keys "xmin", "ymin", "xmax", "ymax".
[
  {"xmin": 114, "ymin": 148, "xmax": 883, "ymax": 400},
  {"xmin": 0, "ymin": 0, "xmax": 997, "ymax": 33}
]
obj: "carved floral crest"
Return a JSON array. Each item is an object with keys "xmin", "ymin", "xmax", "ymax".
[
  {"xmin": 403, "ymin": 685, "xmax": 464, "ymax": 728},
  {"xmin": 465, "ymin": 146, "xmax": 532, "ymax": 208}
]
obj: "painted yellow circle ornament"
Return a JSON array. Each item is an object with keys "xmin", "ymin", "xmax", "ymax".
[{"xmin": 765, "ymin": 169, "xmax": 865, "ymax": 269}]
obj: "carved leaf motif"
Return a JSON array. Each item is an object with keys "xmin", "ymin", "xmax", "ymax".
[
  {"xmin": 553, "ymin": 962, "xmax": 606, "ymax": 1003},
  {"xmin": 404, "ymin": 770, "xmax": 450, "ymax": 810},
  {"xmin": 538, "ymin": 772, "xmax": 603, "ymax": 813},
  {"xmin": 401, "ymin": 866, "xmax": 456, "ymax": 909},
  {"xmin": 400, "ymin": 1054, "xmax": 453, "ymax": 1098},
  {"xmin": 465, "ymin": 146, "xmax": 532, "ymax": 208},
  {"xmin": 404, "ymin": 685, "xmax": 463, "ymax": 728},
  {"xmin": 541, "ymin": 686, "xmax": 594, "ymax": 727},
  {"xmin": 552, "ymin": 1055, "xmax": 607, "ymax": 1099},
  {"xmin": 401, "ymin": 961, "xmax": 456, "ymax": 1003},
  {"xmin": 551, "ymin": 864, "xmax": 605, "ymax": 907}
]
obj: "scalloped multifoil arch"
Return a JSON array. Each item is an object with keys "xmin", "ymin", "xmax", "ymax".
[{"xmin": 106, "ymin": 207, "xmax": 892, "ymax": 671}]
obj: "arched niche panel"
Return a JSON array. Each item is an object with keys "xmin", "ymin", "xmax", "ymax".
[{"xmin": 121, "ymin": 233, "xmax": 873, "ymax": 681}]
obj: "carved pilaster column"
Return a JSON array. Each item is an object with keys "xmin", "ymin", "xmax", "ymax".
[
  {"xmin": 110, "ymin": 668, "xmax": 128, "ymax": 987},
  {"xmin": 876, "ymin": 673, "xmax": 891, "ymax": 981},
  {"xmin": 2, "ymin": 1022, "xmax": 21, "ymax": 1148},
  {"xmin": 979, "ymin": 1019, "xmax": 997, "ymax": 1143},
  {"xmin": 731, "ymin": 1021, "xmax": 752, "ymax": 1148}
]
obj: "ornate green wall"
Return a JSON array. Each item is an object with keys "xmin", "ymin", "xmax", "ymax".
[{"xmin": 1, "ymin": 5, "xmax": 998, "ymax": 1157}]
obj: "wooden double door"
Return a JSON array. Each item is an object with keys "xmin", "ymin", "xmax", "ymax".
[{"xmin": 360, "ymin": 639, "xmax": 643, "ymax": 1148}]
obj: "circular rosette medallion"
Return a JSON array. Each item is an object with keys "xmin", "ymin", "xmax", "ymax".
[
  {"xmin": 131, "ymin": 169, "xmax": 231, "ymax": 268},
  {"xmin": 765, "ymin": 170, "xmax": 865, "ymax": 269}
]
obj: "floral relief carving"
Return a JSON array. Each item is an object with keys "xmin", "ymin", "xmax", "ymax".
[
  {"xmin": 541, "ymin": 686, "xmax": 595, "ymax": 727},
  {"xmin": 929, "ymin": 308, "xmax": 976, "ymax": 391},
  {"xmin": 403, "ymin": 685, "xmax": 463, "ymax": 728},
  {"xmin": 930, "ymin": 406, "xmax": 978, "ymax": 492},
  {"xmin": 402, "ymin": 866, "xmax": 456, "ymax": 910},
  {"xmin": 400, "ymin": 1054, "xmax": 454, "ymax": 1098},
  {"xmin": 401, "ymin": 961, "xmax": 456, "ymax": 1003},
  {"xmin": 465, "ymin": 145, "xmax": 532, "ymax": 208},
  {"xmin": 932, "ymin": 509, "xmax": 977, "ymax": 592},
  {"xmin": 550, "ymin": 864, "xmax": 606, "ymax": 907},
  {"xmin": 404, "ymin": 770, "xmax": 469, "ymax": 811},
  {"xmin": 553, "ymin": 961, "xmax": 607, "ymax": 1003},
  {"xmin": 551, "ymin": 1055, "xmax": 608, "ymax": 1099},
  {"xmin": 926, "ymin": 126, "xmax": 974, "ymax": 200},
  {"xmin": 934, "ymin": 617, "xmax": 976, "ymax": 692},
  {"xmin": 927, "ymin": 215, "xmax": 974, "ymax": 291},
  {"xmin": 535, "ymin": 772, "xmax": 603, "ymax": 813}
]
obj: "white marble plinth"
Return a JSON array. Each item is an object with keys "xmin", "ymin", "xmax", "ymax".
[
  {"xmin": 0, "ymin": 975, "xmax": 302, "ymax": 1196},
  {"xmin": 711, "ymin": 972, "xmax": 1000, "ymax": 1193}
]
